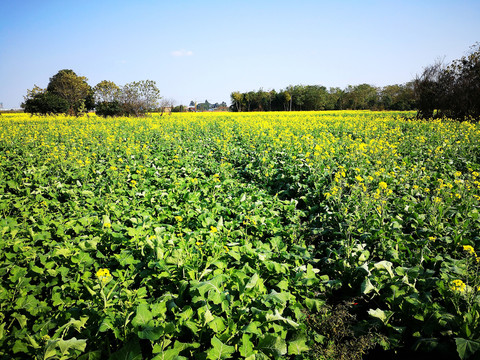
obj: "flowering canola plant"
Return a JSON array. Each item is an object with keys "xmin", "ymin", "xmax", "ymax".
[{"xmin": 1, "ymin": 111, "xmax": 480, "ymax": 359}]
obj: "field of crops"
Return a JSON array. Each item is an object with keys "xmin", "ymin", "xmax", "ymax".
[{"xmin": 1, "ymin": 111, "xmax": 480, "ymax": 359}]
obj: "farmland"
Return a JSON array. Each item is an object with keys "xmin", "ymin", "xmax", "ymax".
[{"xmin": 1, "ymin": 111, "xmax": 480, "ymax": 359}]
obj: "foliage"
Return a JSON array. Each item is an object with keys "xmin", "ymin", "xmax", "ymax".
[
  {"xmin": 22, "ymin": 70, "xmax": 93, "ymax": 116},
  {"xmin": 22, "ymin": 90, "xmax": 70, "ymax": 115},
  {"xmin": 93, "ymin": 80, "xmax": 161, "ymax": 117},
  {"xmin": 415, "ymin": 43, "xmax": 480, "ymax": 121},
  {"xmin": 0, "ymin": 111, "xmax": 480, "ymax": 359},
  {"xmin": 46, "ymin": 69, "xmax": 93, "ymax": 116},
  {"xmin": 230, "ymin": 84, "xmax": 416, "ymax": 112}
]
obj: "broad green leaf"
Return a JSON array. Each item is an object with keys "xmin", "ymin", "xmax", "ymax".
[
  {"xmin": 287, "ymin": 336, "xmax": 309, "ymax": 355},
  {"xmin": 265, "ymin": 309, "xmax": 299, "ymax": 328},
  {"xmin": 374, "ymin": 260, "xmax": 394, "ymax": 278},
  {"xmin": 208, "ymin": 316, "xmax": 226, "ymax": 333},
  {"xmin": 243, "ymin": 321, "xmax": 262, "ymax": 335},
  {"xmin": 12, "ymin": 340, "xmax": 28, "ymax": 354},
  {"xmin": 239, "ymin": 334, "xmax": 254, "ymax": 358},
  {"xmin": 361, "ymin": 278, "xmax": 376, "ymax": 295},
  {"xmin": 305, "ymin": 298, "xmax": 325, "ymax": 312},
  {"xmin": 58, "ymin": 337, "xmax": 87, "ymax": 355},
  {"xmin": 132, "ymin": 304, "xmax": 153, "ymax": 327},
  {"xmin": 206, "ymin": 336, "xmax": 235, "ymax": 360},
  {"xmin": 245, "ymin": 273, "xmax": 259, "ymax": 290},
  {"xmin": 138, "ymin": 326, "xmax": 163, "ymax": 341},
  {"xmin": 455, "ymin": 338, "xmax": 480, "ymax": 360},
  {"xmin": 368, "ymin": 308, "xmax": 393, "ymax": 324},
  {"xmin": 257, "ymin": 334, "xmax": 287, "ymax": 357},
  {"xmin": 152, "ymin": 349, "xmax": 187, "ymax": 360}
]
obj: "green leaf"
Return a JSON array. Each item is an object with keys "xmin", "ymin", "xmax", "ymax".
[
  {"xmin": 361, "ymin": 278, "xmax": 376, "ymax": 295},
  {"xmin": 58, "ymin": 337, "xmax": 87, "ymax": 355},
  {"xmin": 132, "ymin": 303, "xmax": 153, "ymax": 327},
  {"xmin": 257, "ymin": 334, "xmax": 287, "ymax": 357},
  {"xmin": 208, "ymin": 317, "xmax": 226, "ymax": 333},
  {"xmin": 13, "ymin": 340, "xmax": 29, "ymax": 354},
  {"xmin": 108, "ymin": 338, "xmax": 142, "ymax": 360},
  {"xmin": 287, "ymin": 336, "xmax": 309, "ymax": 355},
  {"xmin": 206, "ymin": 336, "xmax": 235, "ymax": 360},
  {"xmin": 305, "ymin": 298, "xmax": 325, "ymax": 312},
  {"xmin": 239, "ymin": 334, "xmax": 254, "ymax": 358},
  {"xmin": 152, "ymin": 349, "xmax": 187, "ymax": 360},
  {"xmin": 368, "ymin": 308, "xmax": 393, "ymax": 324},
  {"xmin": 245, "ymin": 273, "xmax": 259, "ymax": 290},
  {"xmin": 138, "ymin": 326, "xmax": 163, "ymax": 341},
  {"xmin": 374, "ymin": 260, "xmax": 394, "ymax": 278},
  {"xmin": 265, "ymin": 309, "xmax": 299, "ymax": 328},
  {"xmin": 77, "ymin": 350, "xmax": 102, "ymax": 360},
  {"xmin": 455, "ymin": 338, "xmax": 480, "ymax": 360},
  {"xmin": 243, "ymin": 321, "xmax": 262, "ymax": 335}
]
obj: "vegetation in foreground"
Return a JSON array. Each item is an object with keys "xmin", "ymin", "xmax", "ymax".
[{"xmin": 1, "ymin": 111, "xmax": 480, "ymax": 359}]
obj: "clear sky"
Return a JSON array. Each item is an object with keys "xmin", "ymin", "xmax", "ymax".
[{"xmin": 1, "ymin": 0, "xmax": 479, "ymax": 109}]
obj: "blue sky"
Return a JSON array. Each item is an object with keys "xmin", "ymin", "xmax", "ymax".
[{"xmin": 1, "ymin": 0, "xmax": 479, "ymax": 109}]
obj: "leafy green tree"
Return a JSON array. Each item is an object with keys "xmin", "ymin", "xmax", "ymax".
[
  {"xmin": 22, "ymin": 91, "xmax": 69, "ymax": 115},
  {"xmin": 94, "ymin": 80, "xmax": 122, "ymax": 117},
  {"xmin": 415, "ymin": 43, "xmax": 480, "ymax": 120},
  {"xmin": 231, "ymin": 92, "xmax": 244, "ymax": 112},
  {"xmin": 327, "ymin": 87, "xmax": 345, "ymax": 110},
  {"xmin": 119, "ymin": 80, "xmax": 161, "ymax": 116},
  {"xmin": 47, "ymin": 69, "xmax": 92, "ymax": 116},
  {"xmin": 344, "ymin": 84, "xmax": 379, "ymax": 110}
]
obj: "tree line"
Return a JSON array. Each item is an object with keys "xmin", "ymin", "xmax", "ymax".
[
  {"xmin": 230, "ymin": 43, "xmax": 480, "ymax": 121},
  {"xmin": 230, "ymin": 83, "xmax": 415, "ymax": 112},
  {"xmin": 22, "ymin": 70, "xmax": 162, "ymax": 117},
  {"xmin": 21, "ymin": 43, "xmax": 479, "ymax": 120}
]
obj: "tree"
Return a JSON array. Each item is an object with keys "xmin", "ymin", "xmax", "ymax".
[
  {"xmin": 93, "ymin": 79, "xmax": 161, "ymax": 117},
  {"xmin": 231, "ymin": 92, "xmax": 243, "ymax": 112},
  {"xmin": 119, "ymin": 80, "xmax": 161, "ymax": 116},
  {"xmin": 414, "ymin": 60, "xmax": 445, "ymax": 119},
  {"xmin": 22, "ymin": 91, "xmax": 69, "ymax": 115},
  {"xmin": 47, "ymin": 69, "xmax": 92, "ymax": 116},
  {"xmin": 94, "ymin": 80, "xmax": 120, "ymax": 103},
  {"xmin": 159, "ymin": 98, "xmax": 175, "ymax": 115},
  {"xmin": 93, "ymin": 80, "xmax": 122, "ymax": 117},
  {"xmin": 415, "ymin": 43, "xmax": 480, "ymax": 120}
]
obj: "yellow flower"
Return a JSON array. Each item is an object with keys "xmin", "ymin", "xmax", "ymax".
[
  {"xmin": 463, "ymin": 245, "xmax": 475, "ymax": 255},
  {"xmin": 130, "ymin": 180, "xmax": 137, "ymax": 187},
  {"xmin": 109, "ymin": 166, "xmax": 117, "ymax": 171},
  {"xmin": 428, "ymin": 236, "xmax": 436, "ymax": 242},
  {"xmin": 379, "ymin": 181, "xmax": 387, "ymax": 189},
  {"xmin": 103, "ymin": 222, "xmax": 112, "ymax": 228},
  {"xmin": 196, "ymin": 241, "xmax": 204, "ymax": 246},
  {"xmin": 175, "ymin": 215, "xmax": 183, "ymax": 222},
  {"xmin": 355, "ymin": 175, "xmax": 363, "ymax": 182},
  {"xmin": 450, "ymin": 279, "xmax": 466, "ymax": 292},
  {"xmin": 210, "ymin": 226, "xmax": 218, "ymax": 233},
  {"xmin": 96, "ymin": 268, "xmax": 112, "ymax": 284},
  {"xmin": 42, "ymin": 334, "xmax": 51, "ymax": 341}
]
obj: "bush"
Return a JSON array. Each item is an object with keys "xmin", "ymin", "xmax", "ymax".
[
  {"xmin": 95, "ymin": 101, "xmax": 123, "ymax": 117},
  {"xmin": 22, "ymin": 92, "xmax": 70, "ymax": 115}
]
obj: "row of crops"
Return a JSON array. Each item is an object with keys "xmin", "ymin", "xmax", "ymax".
[{"xmin": 1, "ymin": 111, "xmax": 479, "ymax": 359}]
